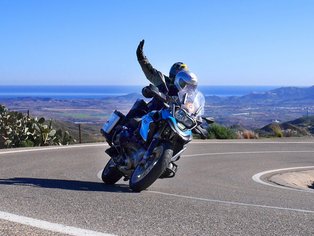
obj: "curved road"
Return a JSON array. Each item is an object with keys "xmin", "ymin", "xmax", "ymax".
[{"xmin": 0, "ymin": 139, "xmax": 314, "ymax": 235}]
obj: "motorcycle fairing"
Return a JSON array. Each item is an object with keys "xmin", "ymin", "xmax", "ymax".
[
  {"xmin": 161, "ymin": 110, "xmax": 192, "ymax": 141},
  {"xmin": 139, "ymin": 112, "xmax": 155, "ymax": 141}
]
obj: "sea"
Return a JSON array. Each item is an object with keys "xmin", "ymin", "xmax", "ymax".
[{"xmin": 0, "ymin": 85, "xmax": 279, "ymax": 99}]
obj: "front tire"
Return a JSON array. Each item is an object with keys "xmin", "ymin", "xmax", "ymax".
[
  {"xmin": 129, "ymin": 143, "xmax": 173, "ymax": 192},
  {"xmin": 101, "ymin": 159, "xmax": 123, "ymax": 185}
]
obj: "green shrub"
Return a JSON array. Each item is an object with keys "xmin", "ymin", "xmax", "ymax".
[
  {"xmin": 207, "ymin": 124, "xmax": 237, "ymax": 139},
  {"xmin": 0, "ymin": 105, "xmax": 76, "ymax": 148},
  {"xmin": 270, "ymin": 124, "xmax": 283, "ymax": 138}
]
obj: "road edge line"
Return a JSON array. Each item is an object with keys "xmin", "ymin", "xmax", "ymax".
[
  {"xmin": 252, "ymin": 166, "xmax": 314, "ymax": 193},
  {"xmin": 0, "ymin": 210, "xmax": 115, "ymax": 236}
]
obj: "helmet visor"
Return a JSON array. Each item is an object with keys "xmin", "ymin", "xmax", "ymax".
[
  {"xmin": 178, "ymin": 78, "xmax": 188, "ymax": 90},
  {"xmin": 178, "ymin": 78, "xmax": 197, "ymax": 90}
]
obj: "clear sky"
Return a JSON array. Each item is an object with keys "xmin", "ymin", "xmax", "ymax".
[{"xmin": 0, "ymin": 0, "xmax": 313, "ymax": 86}]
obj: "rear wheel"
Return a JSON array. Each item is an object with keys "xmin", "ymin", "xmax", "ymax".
[
  {"xmin": 129, "ymin": 143, "xmax": 173, "ymax": 192},
  {"xmin": 101, "ymin": 159, "xmax": 123, "ymax": 185}
]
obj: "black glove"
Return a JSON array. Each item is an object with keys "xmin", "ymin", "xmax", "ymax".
[{"xmin": 136, "ymin": 40, "xmax": 145, "ymax": 61}]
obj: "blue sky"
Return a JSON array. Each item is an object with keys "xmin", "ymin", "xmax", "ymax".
[{"xmin": 0, "ymin": 0, "xmax": 313, "ymax": 86}]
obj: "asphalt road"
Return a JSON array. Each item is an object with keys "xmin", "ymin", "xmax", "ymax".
[{"xmin": 0, "ymin": 139, "xmax": 314, "ymax": 236}]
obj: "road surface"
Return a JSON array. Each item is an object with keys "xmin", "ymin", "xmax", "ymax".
[{"xmin": 0, "ymin": 139, "xmax": 314, "ymax": 235}]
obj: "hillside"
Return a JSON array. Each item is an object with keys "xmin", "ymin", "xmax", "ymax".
[
  {"xmin": 205, "ymin": 85, "xmax": 314, "ymax": 128},
  {"xmin": 234, "ymin": 86, "xmax": 314, "ymax": 105},
  {"xmin": 50, "ymin": 120, "xmax": 104, "ymax": 143},
  {"xmin": 1, "ymin": 85, "xmax": 313, "ymax": 130},
  {"xmin": 257, "ymin": 115, "xmax": 314, "ymax": 137}
]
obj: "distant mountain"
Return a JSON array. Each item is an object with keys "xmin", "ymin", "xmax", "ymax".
[
  {"xmin": 203, "ymin": 85, "xmax": 314, "ymax": 129},
  {"xmin": 234, "ymin": 86, "xmax": 314, "ymax": 105},
  {"xmin": 1, "ymin": 85, "xmax": 313, "ymax": 131}
]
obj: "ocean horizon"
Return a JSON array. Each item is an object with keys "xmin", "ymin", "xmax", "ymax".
[{"xmin": 0, "ymin": 85, "xmax": 280, "ymax": 99}]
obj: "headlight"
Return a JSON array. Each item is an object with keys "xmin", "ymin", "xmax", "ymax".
[{"xmin": 175, "ymin": 109, "xmax": 196, "ymax": 129}]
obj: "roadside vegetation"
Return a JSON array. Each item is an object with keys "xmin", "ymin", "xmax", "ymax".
[
  {"xmin": 0, "ymin": 105, "xmax": 76, "ymax": 149},
  {"xmin": 50, "ymin": 119, "xmax": 104, "ymax": 143},
  {"xmin": 207, "ymin": 123, "xmax": 237, "ymax": 139},
  {"xmin": 256, "ymin": 116, "xmax": 314, "ymax": 138},
  {"xmin": 1, "ymin": 102, "xmax": 313, "ymax": 148}
]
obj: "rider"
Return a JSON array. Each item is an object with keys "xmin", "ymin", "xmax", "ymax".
[
  {"xmin": 136, "ymin": 40, "xmax": 206, "ymax": 178},
  {"xmin": 105, "ymin": 40, "xmax": 207, "ymax": 178},
  {"xmin": 125, "ymin": 40, "xmax": 193, "ymax": 118}
]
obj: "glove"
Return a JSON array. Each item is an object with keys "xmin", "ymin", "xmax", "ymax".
[{"xmin": 136, "ymin": 40, "xmax": 145, "ymax": 61}]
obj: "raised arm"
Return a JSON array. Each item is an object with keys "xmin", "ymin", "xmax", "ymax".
[{"xmin": 136, "ymin": 40, "xmax": 168, "ymax": 93}]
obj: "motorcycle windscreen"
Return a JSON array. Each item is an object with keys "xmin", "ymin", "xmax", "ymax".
[{"xmin": 178, "ymin": 87, "xmax": 205, "ymax": 117}]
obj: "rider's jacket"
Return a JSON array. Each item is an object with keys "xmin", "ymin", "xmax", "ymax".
[{"xmin": 137, "ymin": 56, "xmax": 178, "ymax": 96}]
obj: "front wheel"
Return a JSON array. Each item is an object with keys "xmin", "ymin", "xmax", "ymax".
[
  {"xmin": 129, "ymin": 143, "xmax": 173, "ymax": 192},
  {"xmin": 101, "ymin": 159, "xmax": 123, "ymax": 185}
]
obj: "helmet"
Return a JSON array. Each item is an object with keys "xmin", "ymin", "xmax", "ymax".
[
  {"xmin": 169, "ymin": 62, "xmax": 188, "ymax": 79},
  {"xmin": 174, "ymin": 70, "xmax": 198, "ymax": 91}
]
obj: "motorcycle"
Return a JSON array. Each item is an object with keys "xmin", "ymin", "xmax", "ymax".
[{"xmin": 100, "ymin": 84, "xmax": 211, "ymax": 192}]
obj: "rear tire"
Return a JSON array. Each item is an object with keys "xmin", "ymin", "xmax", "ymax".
[
  {"xmin": 129, "ymin": 143, "xmax": 173, "ymax": 192},
  {"xmin": 101, "ymin": 159, "xmax": 123, "ymax": 185}
]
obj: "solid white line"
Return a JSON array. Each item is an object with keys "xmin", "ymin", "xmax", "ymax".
[
  {"xmin": 1, "ymin": 145, "xmax": 312, "ymax": 158},
  {"xmin": 0, "ymin": 211, "xmax": 115, "ymax": 236},
  {"xmin": 252, "ymin": 166, "xmax": 314, "ymax": 193},
  {"xmin": 0, "ymin": 143, "xmax": 107, "ymax": 156},
  {"xmin": 183, "ymin": 150, "xmax": 314, "ymax": 157},
  {"xmin": 191, "ymin": 141, "xmax": 314, "ymax": 144},
  {"xmin": 1, "ymin": 140, "xmax": 313, "ymax": 156},
  {"xmin": 96, "ymin": 166, "xmax": 314, "ymax": 215},
  {"xmin": 97, "ymin": 169, "xmax": 103, "ymax": 180},
  {"xmin": 147, "ymin": 191, "xmax": 314, "ymax": 214}
]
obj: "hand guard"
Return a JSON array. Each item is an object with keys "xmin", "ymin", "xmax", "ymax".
[{"xmin": 193, "ymin": 125, "xmax": 208, "ymax": 139}]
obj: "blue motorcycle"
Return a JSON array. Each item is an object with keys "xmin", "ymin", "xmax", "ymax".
[{"xmin": 100, "ymin": 84, "xmax": 210, "ymax": 192}]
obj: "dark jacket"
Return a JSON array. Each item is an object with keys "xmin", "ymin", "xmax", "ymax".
[{"xmin": 137, "ymin": 43, "xmax": 178, "ymax": 96}]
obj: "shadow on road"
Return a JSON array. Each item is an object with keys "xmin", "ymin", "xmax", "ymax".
[{"xmin": 0, "ymin": 177, "xmax": 132, "ymax": 193}]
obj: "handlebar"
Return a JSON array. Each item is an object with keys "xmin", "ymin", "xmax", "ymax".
[{"xmin": 142, "ymin": 84, "xmax": 168, "ymax": 103}]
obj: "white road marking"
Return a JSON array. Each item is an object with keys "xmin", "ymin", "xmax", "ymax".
[
  {"xmin": 252, "ymin": 166, "xmax": 314, "ymax": 193},
  {"xmin": 3, "ymin": 145, "xmax": 310, "ymax": 158},
  {"xmin": 0, "ymin": 143, "xmax": 107, "ymax": 156},
  {"xmin": 1, "ymin": 140, "xmax": 313, "ymax": 156},
  {"xmin": 97, "ymin": 169, "xmax": 314, "ymax": 216},
  {"xmin": 97, "ymin": 149, "xmax": 314, "ymax": 215},
  {"xmin": 147, "ymin": 190, "xmax": 314, "ymax": 214},
  {"xmin": 191, "ymin": 141, "xmax": 314, "ymax": 144},
  {"xmin": 97, "ymin": 169, "xmax": 103, "ymax": 180},
  {"xmin": 0, "ymin": 143, "xmax": 113, "ymax": 235},
  {"xmin": 183, "ymin": 150, "xmax": 314, "ymax": 157},
  {"xmin": 1, "ymin": 142, "xmax": 314, "ymax": 234},
  {"xmin": 0, "ymin": 211, "xmax": 115, "ymax": 236}
]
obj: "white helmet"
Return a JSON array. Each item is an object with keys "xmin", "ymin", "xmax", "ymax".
[{"xmin": 174, "ymin": 70, "xmax": 198, "ymax": 91}]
